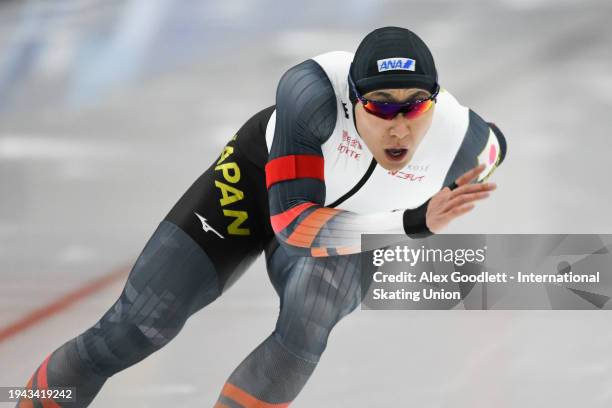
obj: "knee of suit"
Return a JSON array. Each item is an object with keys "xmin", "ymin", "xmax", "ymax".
[
  {"xmin": 76, "ymin": 259, "xmax": 217, "ymax": 378},
  {"xmin": 74, "ymin": 221, "xmax": 223, "ymax": 378},
  {"xmin": 75, "ymin": 297, "xmax": 189, "ymax": 377},
  {"xmin": 274, "ymin": 256, "xmax": 362, "ymax": 363}
]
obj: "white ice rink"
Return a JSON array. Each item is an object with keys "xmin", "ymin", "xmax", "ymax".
[{"xmin": 1, "ymin": 0, "xmax": 612, "ymax": 406}]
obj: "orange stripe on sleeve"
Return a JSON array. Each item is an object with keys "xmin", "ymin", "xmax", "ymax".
[
  {"xmin": 269, "ymin": 202, "xmax": 317, "ymax": 233},
  {"xmin": 336, "ymin": 246, "xmax": 361, "ymax": 255},
  {"xmin": 310, "ymin": 247, "xmax": 329, "ymax": 257},
  {"xmin": 285, "ymin": 208, "xmax": 341, "ymax": 248}
]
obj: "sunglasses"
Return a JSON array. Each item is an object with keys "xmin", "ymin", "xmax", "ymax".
[{"xmin": 348, "ymin": 72, "xmax": 439, "ymax": 120}]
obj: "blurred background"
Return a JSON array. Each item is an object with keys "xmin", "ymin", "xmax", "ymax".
[{"xmin": 1, "ymin": 0, "xmax": 611, "ymax": 406}]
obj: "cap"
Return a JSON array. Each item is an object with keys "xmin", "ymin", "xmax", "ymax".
[{"xmin": 350, "ymin": 26, "xmax": 438, "ymax": 100}]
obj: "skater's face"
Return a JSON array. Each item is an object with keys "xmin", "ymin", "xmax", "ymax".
[{"xmin": 354, "ymin": 87, "xmax": 435, "ymax": 171}]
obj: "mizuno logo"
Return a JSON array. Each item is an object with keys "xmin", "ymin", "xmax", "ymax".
[
  {"xmin": 194, "ymin": 212, "xmax": 224, "ymax": 239},
  {"xmin": 377, "ymin": 57, "xmax": 416, "ymax": 72}
]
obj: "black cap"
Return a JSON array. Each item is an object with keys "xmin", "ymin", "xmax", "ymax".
[{"xmin": 350, "ymin": 26, "xmax": 438, "ymax": 99}]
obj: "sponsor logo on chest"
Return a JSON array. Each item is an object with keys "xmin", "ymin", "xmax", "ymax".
[
  {"xmin": 337, "ymin": 130, "xmax": 363, "ymax": 160},
  {"xmin": 388, "ymin": 164, "xmax": 430, "ymax": 182}
]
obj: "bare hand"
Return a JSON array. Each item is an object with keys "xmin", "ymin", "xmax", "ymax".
[{"xmin": 426, "ymin": 164, "xmax": 496, "ymax": 233}]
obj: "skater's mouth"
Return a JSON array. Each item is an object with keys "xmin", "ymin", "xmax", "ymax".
[{"xmin": 384, "ymin": 148, "xmax": 408, "ymax": 161}]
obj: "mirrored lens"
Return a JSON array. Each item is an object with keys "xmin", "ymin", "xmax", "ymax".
[
  {"xmin": 363, "ymin": 99, "xmax": 433, "ymax": 120},
  {"xmin": 362, "ymin": 101, "xmax": 402, "ymax": 119},
  {"xmin": 403, "ymin": 99, "xmax": 434, "ymax": 119}
]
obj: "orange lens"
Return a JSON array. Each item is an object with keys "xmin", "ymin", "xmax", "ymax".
[{"xmin": 403, "ymin": 99, "xmax": 434, "ymax": 119}]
